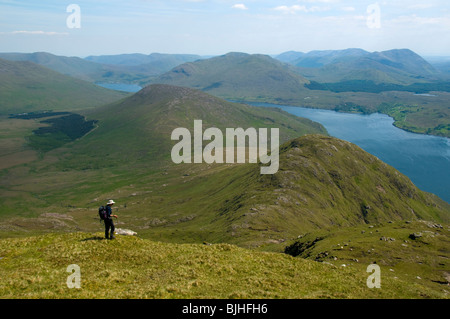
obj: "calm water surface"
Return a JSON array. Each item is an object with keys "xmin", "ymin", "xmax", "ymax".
[
  {"xmin": 250, "ymin": 102, "xmax": 450, "ymax": 203},
  {"xmin": 96, "ymin": 83, "xmax": 142, "ymax": 93}
]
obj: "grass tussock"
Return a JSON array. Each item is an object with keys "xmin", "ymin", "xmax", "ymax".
[{"xmin": 0, "ymin": 232, "xmax": 447, "ymax": 299}]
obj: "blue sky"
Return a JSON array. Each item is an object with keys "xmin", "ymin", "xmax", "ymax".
[{"xmin": 0, "ymin": 0, "xmax": 449, "ymax": 57}]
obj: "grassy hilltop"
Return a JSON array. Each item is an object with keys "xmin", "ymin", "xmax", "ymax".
[
  {"xmin": 0, "ymin": 231, "xmax": 447, "ymax": 299},
  {"xmin": 0, "ymin": 58, "xmax": 127, "ymax": 115},
  {"xmin": 152, "ymin": 52, "xmax": 311, "ymax": 104}
]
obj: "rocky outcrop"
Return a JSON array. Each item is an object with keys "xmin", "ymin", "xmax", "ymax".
[{"xmin": 115, "ymin": 228, "xmax": 137, "ymax": 236}]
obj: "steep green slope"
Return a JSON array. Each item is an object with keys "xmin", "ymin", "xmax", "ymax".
[
  {"xmin": 284, "ymin": 220, "xmax": 450, "ymax": 294},
  {"xmin": 0, "ymin": 84, "xmax": 326, "ymax": 217},
  {"xmin": 0, "ymin": 58, "xmax": 127, "ymax": 115},
  {"xmin": 2, "ymin": 133, "xmax": 447, "ymax": 252},
  {"xmin": 152, "ymin": 52, "xmax": 310, "ymax": 104},
  {"xmin": 0, "ymin": 232, "xmax": 446, "ymax": 299},
  {"xmin": 0, "ymin": 83, "xmax": 448, "ymax": 299},
  {"xmin": 54, "ymin": 84, "xmax": 326, "ymax": 169},
  {"xmin": 1, "ymin": 86, "xmax": 447, "ymax": 243},
  {"xmin": 166, "ymin": 134, "xmax": 449, "ymax": 248}
]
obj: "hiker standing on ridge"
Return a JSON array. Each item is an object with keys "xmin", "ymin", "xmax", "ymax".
[{"xmin": 105, "ymin": 200, "xmax": 118, "ymax": 239}]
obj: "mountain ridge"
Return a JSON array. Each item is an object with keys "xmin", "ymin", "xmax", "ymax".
[
  {"xmin": 0, "ymin": 58, "xmax": 127, "ymax": 115},
  {"xmin": 151, "ymin": 52, "xmax": 310, "ymax": 103},
  {"xmin": 277, "ymin": 48, "xmax": 440, "ymax": 84},
  {"xmin": 0, "ymin": 84, "xmax": 327, "ymax": 219},
  {"xmin": 0, "ymin": 52, "xmax": 204, "ymax": 85}
]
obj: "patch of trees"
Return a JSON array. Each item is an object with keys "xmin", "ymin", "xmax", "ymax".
[
  {"xmin": 305, "ymin": 80, "xmax": 450, "ymax": 94},
  {"xmin": 12, "ymin": 111, "xmax": 98, "ymax": 152},
  {"xmin": 34, "ymin": 114, "xmax": 98, "ymax": 140}
]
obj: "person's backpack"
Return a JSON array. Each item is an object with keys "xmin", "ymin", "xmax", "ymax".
[{"xmin": 98, "ymin": 206, "xmax": 107, "ymax": 221}]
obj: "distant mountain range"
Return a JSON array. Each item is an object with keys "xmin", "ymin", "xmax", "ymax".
[
  {"xmin": 149, "ymin": 49, "xmax": 449, "ymax": 96},
  {"xmin": 276, "ymin": 48, "xmax": 370, "ymax": 66},
  {"xmin": 148, "ymin": 49, "xmax": 449, "ymax": 137},
  {"xmin": 0, "ymin": 48, "xmax": 448, "ymax": 138},
  {"xmin": 1, "ymin": 49, "xmax": 447, "ymax": 88},
  {"xmin": 276, "ymin": 48, "xmax": 442, "ymax": 84},
  {"xmin": 427, "ymin": 56, "xmax": 450, "ymax": 76},
  {"xmin": 85, "ymin": 52, "xmax": 204, "ymax": 67},
  {"xmin": 0, "ymin": 52, "xmax": 204, "ymax": 85}
]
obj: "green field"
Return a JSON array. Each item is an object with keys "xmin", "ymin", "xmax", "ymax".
[
  {"xmin": 0, "ymin": 231, "xmax": 447, "ymax": 299},
  {"xmin": 0, "ymin": 84, "xmax": 448, "ymax": 299},
  {"xmin": 0, "ymin": 58, "xmax": 127, "ymax": 115}
]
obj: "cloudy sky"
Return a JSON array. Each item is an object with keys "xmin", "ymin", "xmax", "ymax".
[{"xmin": 0, "ymin": 0, "xmax": 449, "ymax": 57}]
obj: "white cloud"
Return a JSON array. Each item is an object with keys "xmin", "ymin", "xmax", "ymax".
[
  {"xmin": 308, "ymin": 6, "xmax": 330, "ymax": 12},
  {"xmin": 9, "ymin": 31, "xmax": 69, "ymax": 36},
  {"xmin": 273, "ymin": 5, "xmax": 306, "ymax": 14},
  {"xmin": 273, "ymin": 5, "xmax": 329, "ymax": 14},
  {"xmin": 341, "ymin": 6, "xmax": 355, "ymax": 12},
  {"xmin": 407, "ymin": 4, "xmax": 434, "ymax": 10},
  {"xmin": 300, "ymin": 0, "xmax": 339, "ymax": 3},
  {"xmin": 232, "ymin": 4, "xmax": 248, "ymax": 10},
  {"xmin": 389, "ymin": 14, "xmax": 450, "ymax": 27}
]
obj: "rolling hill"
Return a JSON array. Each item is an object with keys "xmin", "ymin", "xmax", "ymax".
[
  {"xmin": 203, "ymin": 134, "xmax": 449, "ymax": 247},
  {"xmin": 277, "ymin": 48, "xmax": 440, "ymax": 84},
  {"xmin": 0, "ymin": 52, "xmax": 204, "ymax": 85},
  {"xmin": 277, "ymin": 48, "xmax": 369, "ymax": 68},
  {"xmin": 0, "ymin": 84, "xmax": 448, "ymax": 299},
  {"xmin": 61, "ymin": 84, "xmax": 327, "ymax": 169},
  {"xmin": 152, "ymin": 52, "xmax": 311, "ymax": 104},
  {"xmin": 2, "ymin": 50, "xmax": 447, "ymax": 137},
  {"xmin": 150, "ymin": 51, "xmax": 449, "ymax": 138},
  {"xmin": 0, "ymin": 52, "xmax": 112, "ymax": 83},
  {"xmin": 0, "ymin": 84, "xmax": 327, "ymax": 217},
  {"xmin": 1, "ymin": 86, "xmax": 447, "ymax": 245},
  {"xmin": 85, "ymin": 52, "xmax": 203, "ymax": 68},
  {"xmin": 0, "ymin": 58, "xmax": 127, "ymax": 115}
]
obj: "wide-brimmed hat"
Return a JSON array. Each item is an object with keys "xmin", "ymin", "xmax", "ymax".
[{"xmin": 107, "ymin": 199, "xmax": 115, "ymax": 205}]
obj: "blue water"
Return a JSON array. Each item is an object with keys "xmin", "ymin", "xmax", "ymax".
[
  {"xmin": 249, "ymin": 102, "xmax": 450, "ymax": 203},
  {"xmin": 96, "ymin": 83, "xmax": 142, "ymax": 93}
]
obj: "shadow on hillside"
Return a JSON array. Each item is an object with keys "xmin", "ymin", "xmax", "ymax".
[{"xmin": 81, "ymin": 236, "xmax": 105, "ymax": 241}]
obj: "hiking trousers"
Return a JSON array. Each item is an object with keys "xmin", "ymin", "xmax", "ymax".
[{"xmin": 104, "ymin": 218, "xmax": 115, "ymax": 239}]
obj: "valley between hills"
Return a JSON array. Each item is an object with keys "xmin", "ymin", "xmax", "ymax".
[{"xmin": 0, "ymin": 49, "xmax": 449, "ymax": 299}]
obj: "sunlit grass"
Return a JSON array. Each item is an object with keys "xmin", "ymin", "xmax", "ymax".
[{"xmin": 0, "ymin": 232, "xmax": 446, "ymax": 299}]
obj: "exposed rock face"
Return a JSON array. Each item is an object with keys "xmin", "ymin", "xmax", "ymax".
[{"xmin": 115, "ymin": 228, "xmax": 137, "ymax": 236}]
